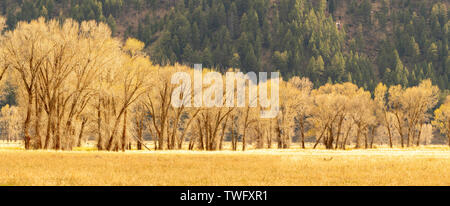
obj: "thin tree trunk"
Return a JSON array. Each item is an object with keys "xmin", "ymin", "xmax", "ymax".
[
  {"xmin": 364, "ymin": 129, "xmax": 368, "ymax": 149},
  {"xmin": 355, "ymin": 124, "xmax": 362, "ymax": 149},
  {"xmin": 448, "ymin": 122, "xmax": 450, "ymax": 147},
  {"xmin": 327, "ymin": 126, "xmax": 334, "ymax": 149},
  {"xmin": 334, "ymin": 116, "xmax": 344, "ymax": 150},
  {"xmin": 44, "ymin": 108, "xmax": 53, "ymax": 149},
  {"xmin": 370, "ymin": 127, "xmax": 375, "ymax": 148},
  {"xmin": 121, "ymin": 109, "xmax": 127, "ymax": 152},
  {"xmin": 231, "ymin": 125, "xmax": 237, "ymax": 151},
  {"xmin": 416, "ymin": 123, "xmax": 423, "ymax": 147},
  {"xmin": 106, "ymin": 107, "xmax": 126, "ymax": 151},
  {"xmin": 300, "ymin": 118, "xmax": 306, "ymax": 149},
  {"xmin": 342, "ymin": 125, "xmax": 352, "ymax": 150},
  {"xmin": 55, "ymin": 104, "xmax": 62, "ymax": 150},
  {"xmin": 77, "ymin": 119, "xmax": 86, "ymax": 147},
  {"xmin": 448, "ymin": 132, "xmax": 450, "ymax": 147},
  {"xmin": 267, "ymin": 121, "xmax": 272, "ymax": 149},
  {"xmin": 395, "ymin": 113, "xmax": 404, "ymax": 148},
  {"xmin": 384, "ymin": 112, "xmax": 393, "ymax": 148},
  {"xmin": 313, "ymin": 125, "xmax": 328, "ymax": 149},
  {"xmin": 97, "ymin": 98, "xmax": 103, "ymax": 150},
  {"xmin": 23, "ymin": 94, "xmax": 33, "ymax": 150},
  {"xmin": 136, "ymin": 118, "xmax": 143, "ymax": 150},
  {"xmin": 276, "ymin": 123, "xmax": 282, "ymax": 149},
  {"xmin": 34, "ymin": 95, "xmax": 42, "ymax": 149},
  {"xmin": 219, "ymin": 116, "xmax": 228, "ymax": 150}
]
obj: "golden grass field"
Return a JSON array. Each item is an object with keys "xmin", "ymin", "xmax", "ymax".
[{"xmin": 1, "ymin": 141, "xmax": 450, "ymax": 186}]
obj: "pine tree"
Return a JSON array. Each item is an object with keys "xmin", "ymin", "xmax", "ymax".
[
  {"xmin": 315, "ymin": 55, "xmax": 325, "ymax": 83},
  {"xmin": 107, "ymin": 14, "xmax": 117, "ymax": 36}
]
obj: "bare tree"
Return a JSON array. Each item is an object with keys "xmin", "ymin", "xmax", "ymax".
[{"xmin": 433, "ymin": 96, "xmax": 450, "ymax": 146}]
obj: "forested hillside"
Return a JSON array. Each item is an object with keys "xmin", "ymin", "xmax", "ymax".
[{"xmin": 0, "ymin": 0, "xmax": 449, "ymax": 91}]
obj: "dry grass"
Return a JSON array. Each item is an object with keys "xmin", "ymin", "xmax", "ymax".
[{"xmin": 1, "ymin": 146, "xmax": 450, "ymax": 186}]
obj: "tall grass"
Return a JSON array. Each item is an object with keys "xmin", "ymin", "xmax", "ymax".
[{"xmin": 1, "ymin": 147, "xmax": 450, "ymax": 186}]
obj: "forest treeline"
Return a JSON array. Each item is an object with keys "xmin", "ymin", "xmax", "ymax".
[
  {"xmin": 0, "ymin": 17, "xmax": 449, "ymax": 151},
  {"xmin": 0, "ymin": 0, "xmax": 448, "ymax": 92}
]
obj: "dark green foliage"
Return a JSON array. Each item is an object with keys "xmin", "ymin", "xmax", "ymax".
[{"xmin": 0, "ymin": 0, "xmax": 448, "ymax": 91}]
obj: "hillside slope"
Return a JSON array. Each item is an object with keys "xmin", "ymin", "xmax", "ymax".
[{"xmin": 0, "ymin": 0, "xmax": 449, "ymax": 91}]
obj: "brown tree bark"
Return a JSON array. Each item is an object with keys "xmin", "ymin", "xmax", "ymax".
[
  {"xmin": 97, "ymin": 98, "xmax": 103, "ymax": 150},
  {"xmin": 77, "ymin": 118, "xmax": 86, "ymax": 147},
  {"xmin": 299, "ymin": 118, "xmax": 306, "ymax": 149},
  {"xmin": 23, "ymin": 94, "xmax": 33, "ymax": 150},
  {"xmin": 384, "ymin": 112, "xmax": 393, "ymax": 148},
  {"xmin": 121, "ymin": 109, "xmax": 127, "ymax": 152},
  {"xmin": 370, "ymin": 126, "xmax": 375, "ymax": 148}
]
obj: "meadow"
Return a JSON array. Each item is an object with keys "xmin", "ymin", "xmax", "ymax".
[{"xmin": 1, "ymin": 142, "xmax": 450, "ymax": 186}]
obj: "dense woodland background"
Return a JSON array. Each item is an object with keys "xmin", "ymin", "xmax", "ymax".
[
  {"xmin": 0, "ymin": 0, "xmax": 449, "ymax": 151},
  {"xmin": 0, "ymin": 0, "xmax": 448, "ymax": 92}
]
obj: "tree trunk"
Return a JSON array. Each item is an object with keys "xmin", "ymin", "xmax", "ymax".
[
  {"xmin": 313, "ymin": 125, "xmax": 327, "ymax": 149},
  {"xmin": 77, "ymin": 119, "xmax": 86, "ymax": 147},
  {"xmin": 219, "ymin": 117, "xmax": 228, "ymax": 150},
  {"xmin": 385, "ymin": 112, "xmax": 393, "ymax": 148},
  {"xmin": 416, "ymin": 123, "xmax": 423, "ymax": 147},
  {"xmin": 231, "ymin": 126, "xmax": 237, "ymax": 151},
  {"xmin": 342, "ymin": 125, "xmax": 352, "ymax": 150},
  {"xmin": 242, "ymin": 128, "xmax": 247, "ymax": 151},
  {"xmin": 97, "ymin": 98, "xmax": 103, "ymax": 150},
  {"xmin": 448, "ymin": 133, "xmax": 450, "ymax": 147},
  {"xmin": 448, "ymin": 122, "xmax": 450, "ymax": 147},
  {"xmin": 121, "ymin": 109, "xmax": 127, "ymax": 152},
  {"xmin": 364, "ymin": 129, "xmax": 368, "ymax": 149},
  {"xmin": 276, "ymin": 124, "xmax": 282, "ymax": 149},
  {"xmin": 188, "ymin": 133, "xmax": 196, "ymax": 150},
  {"xmin": 267, "ymin": 121, "xmax": 272, "ymax": 149},
  {"xmin": 395, "ymin": 113, "xmax": 404, "ymax": 148},
  {"xmin": 370, "ymin": 127, "xmax": 375, "ymax": 148},
  {"xmin": 355, "ymin": 124, "xmax": 361, "ymax": 149},
  {"xmin": 136, "ymin": 119, "xmax": 143, "ymax": 150},
  {"xmin": 34, "ymin": 96, "xmax": 42, "ymax": 149},
  {"xmin": 55, "ymin": 110, "xmax": 62, "ymax": 150},
  {"xmin": 334, "ymin": 116, "xmax": 344, "ymax": 150},
  {"xmin": 106, "ymin": 107, "xmax": 126, "ymax": 151},
  {"xmin": 44, "ymin": 108, "xmax": 54, "ymax": 149},
  {"xmin": 326, "ymin": 126, "xmax": 334, "ymax": 149},
  {"xmin": 300, "ymin": 118, "xmax": 306, "ymax": 149},
  {"xmin": 23, "ymin": 94, "xmax": 33, "ymax": 150}
]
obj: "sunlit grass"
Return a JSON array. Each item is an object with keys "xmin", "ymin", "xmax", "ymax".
[{"xmin": 1, "ymin": 144, "xmax": 450, "ymax": 186}]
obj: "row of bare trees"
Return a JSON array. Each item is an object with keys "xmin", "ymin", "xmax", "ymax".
[{"xmin": 0, "ymin": 17, "xmax": 449, "ymax": 151}]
